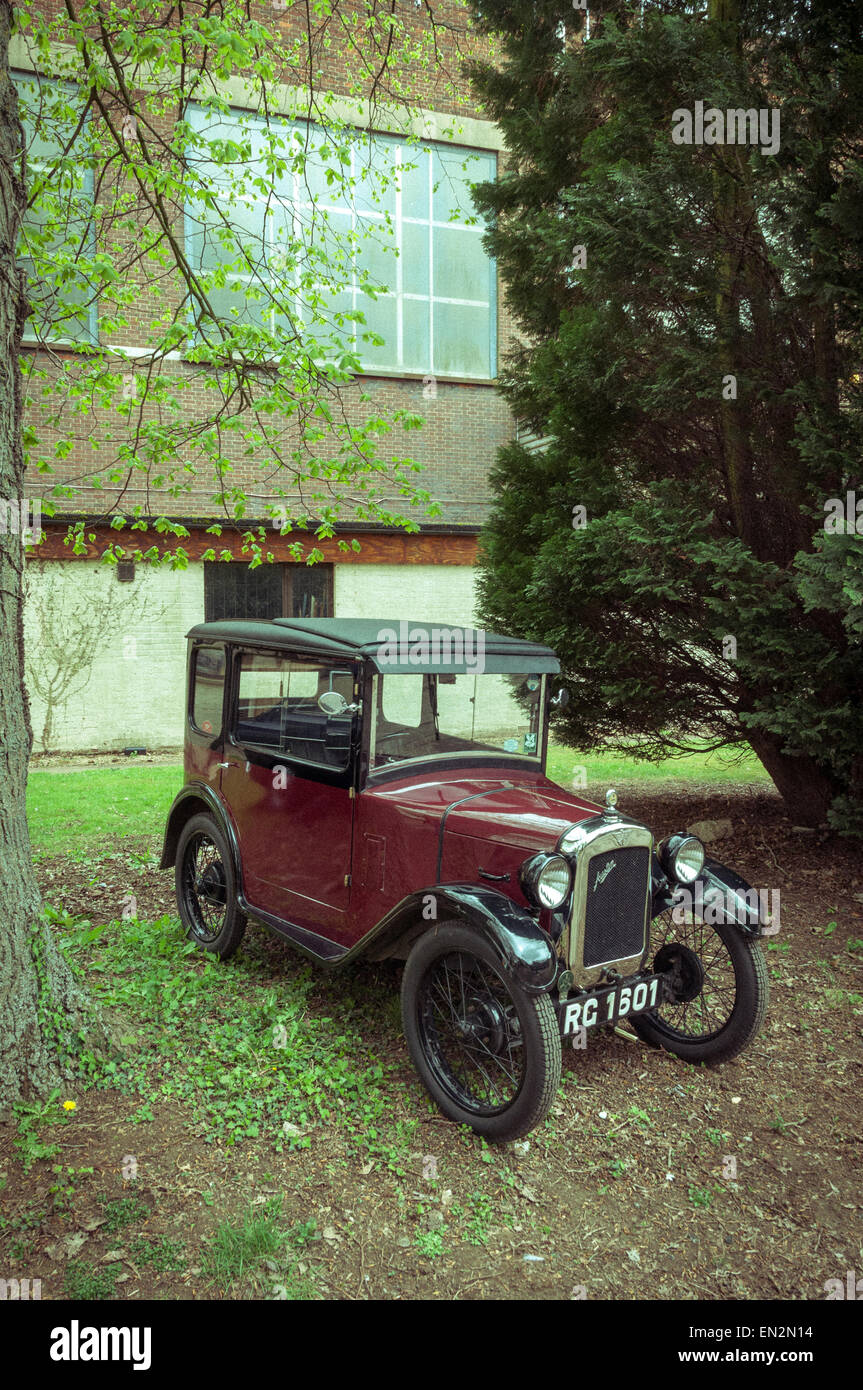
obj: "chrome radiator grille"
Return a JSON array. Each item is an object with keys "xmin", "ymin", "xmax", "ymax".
[
  {"xmin": 582, "ymin": 846, "xmax": 652, "ymax": 968},
  {"xmin": 561, "ymin": 818, "xmax": 654, "ymax": 987}
]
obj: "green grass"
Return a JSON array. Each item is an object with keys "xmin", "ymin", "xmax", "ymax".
[
  {"xmin": 545, "ymin": 740, "xmax": 770, "ymax": 791},
  {"xmin": 201, "ymin": 1198, "xmax": 318, "ymax": 1297},
  {"xmin": 59, "ymin": 907, "xmax": 394, "ymax": 1151},
  {"xmin": 27, "ymin": 764, "xmax": 182, "ymax": 852},
  {"xmin": 100, "ymin": 1194, "xmax": 150, "ymax": 1234},
  {"xmin": 64, "ymin": 1259, "xmax": 122, "ymax": 1299},
  {"xmin": 129, "ymin": 1234, "xmax": 187, "ymax": 1273}
]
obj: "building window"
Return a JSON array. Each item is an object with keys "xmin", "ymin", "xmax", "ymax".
[
  {"xmin": 204, "ymin": 562, "xmax": 333, "ymax": 622},
  {"xmin": 185, "ymin": 105, "xmax": 497, "ymax": 379},
  {"xmin": 13, "ymin": 72, "xmax": 97, "ymax": 346}
]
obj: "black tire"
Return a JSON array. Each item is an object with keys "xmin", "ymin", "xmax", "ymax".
[
  {"xmin": 175, "ymin": 813, "xmax": 247, "ymax": 960},
  {"xmin": 401, "ymin": 922, "xmax": 561, "ymax": 1142},
  {"xmin": 630, "ymin": 905, "xmax": 768, "ymax": 1064}
]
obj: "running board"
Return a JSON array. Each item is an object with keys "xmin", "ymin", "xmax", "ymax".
[{"xmin": 237, "ymin": 894, "xmax": 349, "ymax": 963}]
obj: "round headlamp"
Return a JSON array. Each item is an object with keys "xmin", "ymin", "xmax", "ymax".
[
  {"xmin": 659, "ymin": 833, "xmax": 705, "ymax": 885},
  {"xmin": 519, "ymin": 852, "xmax": 572, "ymax": 911}
]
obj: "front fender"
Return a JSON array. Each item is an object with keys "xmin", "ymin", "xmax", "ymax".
[
  {"xmin": 358, "ymin": 884, "xmax": 559, "ymax": 994},
  {"xmin": 651, "ymin": 856, "xmax": 770, "ymax": 937}
]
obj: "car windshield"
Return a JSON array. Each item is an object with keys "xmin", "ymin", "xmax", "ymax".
[{"xmin": 370, "ymin": 671, "xmax": 546, "ymax": 769}]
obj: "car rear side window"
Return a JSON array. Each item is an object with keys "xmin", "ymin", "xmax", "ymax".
[
  {"xmin": 235, "ymin": 650, "xmax": 355, "ymax": 769},
  {"xmin": 191, "ymin": 645, "xmax": 226, "ymax": 735}
]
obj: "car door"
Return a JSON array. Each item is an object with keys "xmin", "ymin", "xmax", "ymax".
[{"xmin": 219, "ymin": 646, "xmax": 358, "ymax": 939}]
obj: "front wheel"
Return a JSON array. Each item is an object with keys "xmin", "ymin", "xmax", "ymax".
[
  {"xmin": 630, "ymin": 907, "xmax": 768, "ymax": 1064},
  {"xmin": 401, "ymin": 923, "xmax": 561, "ymax": 1142}
]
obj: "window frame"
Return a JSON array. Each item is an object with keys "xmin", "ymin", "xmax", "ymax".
[
  {"xmin": 228, "ymin": 645, "xmax": 359, "ymax": 780},
  {"xmin": 13, "ymin": 68, "xmax": 99, "ymax": 349},
  {"xmin": 203, "ymin": 561, "xmax": 334, "ymax": 623},
  {"xmin": 188, "ymin": 642, "xmax": 228, "ymax": 738},
  {"xmin": 183, "ymin": 103, "xmax": 498, "ymax": 381}
]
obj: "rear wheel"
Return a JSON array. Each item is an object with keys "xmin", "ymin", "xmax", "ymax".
[
  {"xmin": 175, "ymin": 813, "xmax": 247, "ymax": 960},
  {"xmin": 630, "ymin": 906, "xmax": 768, "ymax": 1064},
  {"xmin": 401, "ymin": 923, "xmax": 561, "ymax": 1142}
]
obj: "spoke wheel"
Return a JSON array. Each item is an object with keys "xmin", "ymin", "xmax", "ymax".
[
  {"xmin": 630, "ymin": 907, "xmax": 768, "ymax": 1064},
  {"xmin": 175, "ymin": 813, "xmax": 247, "ymax": 959},
  {"xmin": 401, "ymin": 923, "xmax": 561, "ymax": 1141}
]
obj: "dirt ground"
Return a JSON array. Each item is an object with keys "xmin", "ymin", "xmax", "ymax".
[{"xmin": 3, "ymin": 783, "xmax": 861, "ymax": 1301}]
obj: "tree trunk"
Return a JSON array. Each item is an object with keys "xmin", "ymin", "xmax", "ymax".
[
  {"xmin": 0, "ymin": 3, "xmax": 93, "ymax": 1114},
  {"xmin": 747, "ymin": 730, "xmax": 836, "ymax": 827}
]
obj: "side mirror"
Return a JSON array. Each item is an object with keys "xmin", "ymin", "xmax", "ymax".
[
  {"xmin": 318, "ymin": 691, "xmax": 359, "ymax": 717},
  {"xmin": 318, "ymin": 690, "xmax": 348, "ymax": 716},
  {"xmin": 550, "ymin": 687, "xmax": 570, "ymax": 710}
]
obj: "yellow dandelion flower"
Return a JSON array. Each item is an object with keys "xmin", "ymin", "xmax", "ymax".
[{"xmin": 63, "ymin": 1100, "xmax": 77, "ymax": 1111}]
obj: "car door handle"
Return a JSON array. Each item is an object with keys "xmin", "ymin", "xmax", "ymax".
[
  {"xmin": 215, "ymin": 762, "xmax": 230, "ymax": 770},
  {"xmin": 478, "ymin": 868, "xmax": 510, "ymax": 882}
]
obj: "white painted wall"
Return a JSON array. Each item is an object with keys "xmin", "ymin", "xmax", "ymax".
[
  {"xmin": 24, "ymin": 560, "xmax": 203, "ymax": 751},
  {"xmin": 334, "ymin": 562, "xmax": 478, "ymax": 626}
]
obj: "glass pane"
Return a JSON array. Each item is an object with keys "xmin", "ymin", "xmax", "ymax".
[
  {"xmin": 248, "ymin": 120, "xmax": 296, "ymax": 199},
  {"xmin": 433, "ymin": 226, "xmax": 490, "ymax": 302},
  {"xmin": 373, "ymin": 672, "xmax": 544, "ymax": 768},
  {"xmin": 283, "ymin": 660, "xmax": 353, "ymax": 768},
  {"xmin": 205, "ymin": 278, "xmax": 268, "ymax": 329},
  {"xmin": 204, "ymin": 563, "xmax": 282, "ymax": 621},
  {"xmin": 196, "ymin": 199, "xmax": 268, "ymax": 273},
  {"xmin": 352, "ymin": 135, "xmax": 398, "ymax": 216},
  {"xmin": 236, "ymin": 651, "xmax": 352, "ymax": 767},
  {"xmin": 231, "ymin": 199, "xmax": 269, "ymax": 264},
  {"xmin": 188, "ymin": 110, "xmax": 253, "ymax": 188},
  {"xmin": 433, "ymin": 301, "xmax": 490, "ymax": 377},
  {"xmin": 303, "ymin": 288, "xmax": 355, "ymax": 349},
  {"xmin": 14, "ymin": 72, "xmax": 95, "ymax": 344},
  {"xmin": 358, "ymin": 294, "xmax": 397, "ymax": 368},
  {"xmin": 291, "ymin": 564, "xmax": 332, "ymax": 617},
  {"xmin": 236, "ymin": 652, "xmax": 287, "ymax": 747},
  {"xmin": 300, "ymin": 208, "xmax": 353, "ymax": 286},
  {"xmin": 400, "ymin": 145, "xmax": 430, "ymax": 221},
  {"xmin": 381, "ymin": 674, "xmax": 423, "ymax": 728},
  {"xmin": 14, "ymin": 73, "xmax": 88, "ymax": 165},
  {"xmin": 432, "ymin": 148, "xmax": 493, "ymax": 225},
  {"xmin": 357, "ymin": 220, "xmax": 397, "ymax": 293},
  {"xmin": 401, "ymin": 297, "xmax": 430, "ymax": 373},
  {"xmin": 401, "ymin": 221, "xmax": 429, "ymax": 295},
  {"xmin": 192, "ymin": 646, "xmax": 226, "ymax": 733}
]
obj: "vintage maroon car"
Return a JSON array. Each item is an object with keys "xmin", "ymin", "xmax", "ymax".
[{"xmin": 161, "ymin": 618, "xmax": 769, "ymax": 1140}]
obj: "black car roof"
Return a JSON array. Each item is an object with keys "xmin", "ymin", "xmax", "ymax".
[{"xmin": 186, "ymin": 618, "xmax": 561, "ymax": 675}]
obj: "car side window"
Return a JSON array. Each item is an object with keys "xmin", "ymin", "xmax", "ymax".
[
  {"xmin": 234, "ymin": 651, "xmax": 355, "ymax": 770},
  {"xmin": 191, "ymin": 645, "xmax": 226, "ymax": 735}
]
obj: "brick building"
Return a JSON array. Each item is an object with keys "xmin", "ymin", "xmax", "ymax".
[{"xmin": 15, "ymin": 2, "xmax": 518, "ymax": 751}]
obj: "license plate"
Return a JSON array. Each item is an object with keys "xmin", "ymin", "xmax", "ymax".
[{"xmin": 559, "ymin": 974, "xmax": 665, "ymax": 1037}]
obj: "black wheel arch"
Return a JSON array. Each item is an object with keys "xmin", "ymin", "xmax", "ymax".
[
  {"xmin": 651, "ymin": 856, "xmax": 769, "ymax": 937},
  {"xmin": 161, "ymin": 782, "xmax": 240, "ymax": 875},
  {"xmin": 364, "ymin": 885, "xmax": 560, "ymax": 994}
]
